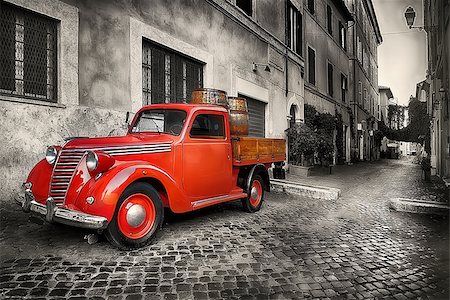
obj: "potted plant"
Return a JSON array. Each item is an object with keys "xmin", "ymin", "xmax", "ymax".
[{"xmin": 286, "ymin": 123, "xmax": 318, "ymax": 176}]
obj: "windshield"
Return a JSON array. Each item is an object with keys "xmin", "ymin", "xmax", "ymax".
[{"xmin": 131, "ymin": 109, "xmax": 187, "ymax": 135}]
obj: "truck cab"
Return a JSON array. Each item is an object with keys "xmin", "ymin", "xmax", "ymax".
[{"xmin": 18, "ymin": 103, "xmax": 286, "ymax": 248}]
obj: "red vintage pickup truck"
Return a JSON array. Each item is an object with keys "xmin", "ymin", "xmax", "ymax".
[{"xmin": 18, "ymin": 103, "xmax": 286, "ymax": 248}]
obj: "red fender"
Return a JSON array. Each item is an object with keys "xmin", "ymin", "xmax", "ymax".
[
  {"xmin": 74, "ymin": 162, "xmax": 187, "ymax": 221},
  {"xmin": 26, "ymin": 159, "xmax": 53, "ymax": 204}
]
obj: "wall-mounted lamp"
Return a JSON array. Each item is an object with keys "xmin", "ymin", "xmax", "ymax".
[
  {"xmin": 404, "ymin": 6, "xmax": 436, "ymax": 31},
  {"xmin": 252, "ymin": 62, "xmax": 271, "ymax": 72}
]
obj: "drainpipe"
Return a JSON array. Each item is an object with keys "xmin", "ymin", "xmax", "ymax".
[
  {"xmin": 352, "ymin": 19, "xmax": 358, "ymax": 160},
  {"xmin": 285, "ymin": 0, "xmax": 289, "ymax": 97}
]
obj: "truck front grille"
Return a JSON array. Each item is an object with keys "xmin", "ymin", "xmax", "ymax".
[{"xmin": 49, "ymin": 150, "xmax": 85, "ymax": 205}]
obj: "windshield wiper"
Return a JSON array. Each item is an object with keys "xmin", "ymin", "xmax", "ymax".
[{"xmin": 149, "ymin": 118, "xmax": 161, "ymax": 134}]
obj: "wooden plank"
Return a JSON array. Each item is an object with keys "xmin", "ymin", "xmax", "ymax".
[{"xmin": 232, "ymin": 137, "xmax": 286, "ymax": 166}]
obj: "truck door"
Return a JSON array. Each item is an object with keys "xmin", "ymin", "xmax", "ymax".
[{"xmin": 182, "ymin": 112, "xmax": 232, "ymax": 199}]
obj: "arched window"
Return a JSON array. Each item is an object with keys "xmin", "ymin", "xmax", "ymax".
[{"xmin": 290, "ymin": 104, "xmax": 297, "ymax": 128}]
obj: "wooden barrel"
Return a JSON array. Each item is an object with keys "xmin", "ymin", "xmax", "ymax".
[
  {"xmin": 191, "ymin": 88, "xmax": 228, "ymax": 107},
  {"xmin": 228, "ymin": 97, "xmax": 249, "ymax": 136}
]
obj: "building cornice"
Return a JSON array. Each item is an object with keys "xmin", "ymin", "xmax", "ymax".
[{"xmin": 363, "ymin": 0, "xmax": 382, "ymax": 44}]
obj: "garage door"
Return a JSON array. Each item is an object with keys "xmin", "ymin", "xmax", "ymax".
[{"xmin": 239, "ymin": 94, "xmax": 266, "ymax": 137}]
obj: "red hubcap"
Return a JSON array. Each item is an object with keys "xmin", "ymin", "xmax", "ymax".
[
  {"xmin": 249, "ymin": 180, "xmax": 262, "ymax": 207},
  {"xmin": 117, "ymin": 193, "xmax": 156, "ymax": 239}
]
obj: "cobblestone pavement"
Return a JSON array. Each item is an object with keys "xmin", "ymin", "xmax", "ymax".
[{"xmin": 0, "ymin": 158, "xmax": 448, "ymax": 299}]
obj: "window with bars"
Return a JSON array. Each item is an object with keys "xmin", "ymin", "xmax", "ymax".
[
  {"xmin": 0, "ymin": 2, "xmax": 58, "ymax": 102},
  {"xmin": 287, "ymin": 2, "xmax": 302, "ymax": 56},
  {"xmin": 142, "ymin": 40, "xmax": 203, "ymax": 105}
]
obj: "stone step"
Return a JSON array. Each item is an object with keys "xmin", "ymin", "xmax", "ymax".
[
  {"xmin": 389, "ymin": 198, "xmax": 450, "ymax": 215},
  {"xmin": 270, "ymin": 179, "xmax": 341, "ymax": 201}
]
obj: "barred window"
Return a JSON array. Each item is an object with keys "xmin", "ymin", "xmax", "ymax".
[
  {"xmin": 0, "ymin": 2, "xmax": 58, "ymax": 102},
  {"xmin": 142, "ymin": 40, "xmax": 203, "ymax": 105}
]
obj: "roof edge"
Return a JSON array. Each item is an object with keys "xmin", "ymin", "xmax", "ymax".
[{"xmin": 364, "ymin": 0, "xmax": 383, "ymax": 44}]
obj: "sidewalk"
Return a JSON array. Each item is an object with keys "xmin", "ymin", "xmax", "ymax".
[{"xmin": 284, "ymin": 156, "xmax": 449, "ymax": 214}]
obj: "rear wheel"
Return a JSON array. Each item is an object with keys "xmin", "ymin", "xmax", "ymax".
[
  {"xmin": 242, "ymin": 174, "xmax": 265, "ymax": 213},
  {"xmin": 105, "ymin": 182, "xmax": 163, "ymax": 249}
]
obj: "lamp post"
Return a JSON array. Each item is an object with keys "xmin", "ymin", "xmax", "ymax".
[
  {"xmin": 404, "ymin": 6, "xmax": 436, "ymax": 31},
  {"xmin": 404, "ymin": 6, "xmax": 416, "ymax": 29}
]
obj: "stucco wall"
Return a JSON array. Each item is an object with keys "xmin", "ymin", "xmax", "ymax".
[
  {"xmin": 76, "ymin": 1, "xmax": 131, "ymax": 111},
  {"xmin": 0, "ymin": 102, "xmax": 125, "ymax": 202}
]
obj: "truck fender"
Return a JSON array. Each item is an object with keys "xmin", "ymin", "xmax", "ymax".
[
  {"xmin": 76, "ymin": 162, "xmax": 187, "ymax": 221},
  {"xmin": 246, "ymin": 163, "xmax": 270, "ymax": 193},
  {"xmin": 25, "ymin": 159, "xmax": 53, "ymax": 204}
]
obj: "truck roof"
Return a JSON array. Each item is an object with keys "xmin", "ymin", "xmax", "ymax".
[{"xmin": 137, "ymin": 103, "xmax": 228, "ymax": 115}]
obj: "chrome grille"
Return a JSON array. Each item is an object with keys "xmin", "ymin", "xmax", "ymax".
[
  {"xmin": 48, "ymin": 144, "xmax": 171, "ymax": 205},
  {"xmin": 49, "ymin": 150, "xmax": 85, "ymax": 205}
]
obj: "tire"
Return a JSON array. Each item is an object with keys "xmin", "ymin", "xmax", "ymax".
[
  {"xmin": 242, "ymin": 174, "xmax": 265, "ymax": 213},
  {"xmin": 105, "ymin": 182, "xmax": 164, "ymax": 249}
]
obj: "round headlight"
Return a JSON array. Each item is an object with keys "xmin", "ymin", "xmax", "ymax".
[
  {"xmin": 45, "ymin": 146, "xmax": 58, "ymax": 165},
  {"xmin": 86, "ymin": 151, "xmax": 98, "ymax": 171}
]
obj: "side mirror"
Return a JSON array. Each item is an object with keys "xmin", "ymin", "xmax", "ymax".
[{"xmin": 124, "ymin": 111, "xmax": 134, "ymax": 131}]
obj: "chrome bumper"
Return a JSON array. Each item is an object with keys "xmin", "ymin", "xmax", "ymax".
[{"xmin": 17, "ymin": 188, "xmax": 108, "ymax": 230}]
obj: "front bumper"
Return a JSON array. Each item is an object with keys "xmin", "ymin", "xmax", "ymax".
[{"xmin": 16, "ymin": 188, "xmax": 108, "ymax": 230}]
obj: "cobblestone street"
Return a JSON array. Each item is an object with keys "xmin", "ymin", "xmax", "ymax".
[{"xmin": 0, "ymin": 158, "xmax": 448, "ymax": 299}]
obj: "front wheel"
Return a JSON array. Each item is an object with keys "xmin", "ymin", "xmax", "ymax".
[
  {"xmin": 241, "ymin": 174, "xmax": 265, "ymax": 213},
  {"xmin": 105, "ymin": 182, "xmax": 164, "ymax": 249}
]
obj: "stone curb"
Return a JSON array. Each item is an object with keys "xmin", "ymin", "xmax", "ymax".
[
  {"xmin": 389, "ymin": 198, "xmax": 450, "ymax": 215},
  {"xmin": 270, "ymin": 179, "xmax": 341, "ymax": 200}
]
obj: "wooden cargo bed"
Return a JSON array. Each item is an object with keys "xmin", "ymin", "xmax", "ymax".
[{"xmin": 231, "ymin": 136, "xmax": 286, "ymax": 166}]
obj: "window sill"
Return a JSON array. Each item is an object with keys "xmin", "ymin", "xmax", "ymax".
[{"xmin": 0, "ymin": 94, "xmax": 66, "ymax": 108}]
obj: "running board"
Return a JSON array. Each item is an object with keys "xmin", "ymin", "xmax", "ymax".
[{"xmin": 192, "ymin": 192, "xmax": 247, "ymax": 209}]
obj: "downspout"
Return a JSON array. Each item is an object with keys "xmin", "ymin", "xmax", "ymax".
[
  {"xmin": 352, "ymin": 19, "xmax": 357, "ymax": 160},
  {"xmin": 285, "ymin": 0, "xmax": 289, "ymax": 96}
]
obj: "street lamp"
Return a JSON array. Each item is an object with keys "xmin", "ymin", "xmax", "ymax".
[
  {"xmin": 404, "ymin": 6, "xmax": 416, "ymax": 28},
  {"xmin": 404, "ymin": 6, "xmax": 436, "ymax": 31}
]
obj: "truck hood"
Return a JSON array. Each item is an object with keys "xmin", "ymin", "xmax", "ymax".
[{"xmin": 63, "ymin": 134, "xmax": 175, "ymax": 150}]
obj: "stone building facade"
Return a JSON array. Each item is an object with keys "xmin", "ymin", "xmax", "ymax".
[
  {"xmin": 0, "ymin": 0, "xmax": 305, "ymax": 201},
  {"xmin": 345, "ymin": 0, "xmax": 382, "ymax": 161},
  {"xmin": 423, "ymin": 0, "xmax": 450, "ymax": 180},
  {"xmin": 303, "ymin": 0, "xmax": 353, "ymax": 163}
]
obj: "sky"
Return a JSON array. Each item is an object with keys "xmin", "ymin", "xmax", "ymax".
[{"xmin": 372, "ymin": 0, "xmax": 427, "ymax": 106}]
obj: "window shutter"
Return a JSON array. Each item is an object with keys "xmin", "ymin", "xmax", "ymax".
[
  {"xmin": 308, "ymin": 47, "xmax": 316, "ymax": 85},
  {"xmin": 296, "ymin": 12, "xmax": 302, "ymax": 56}
]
